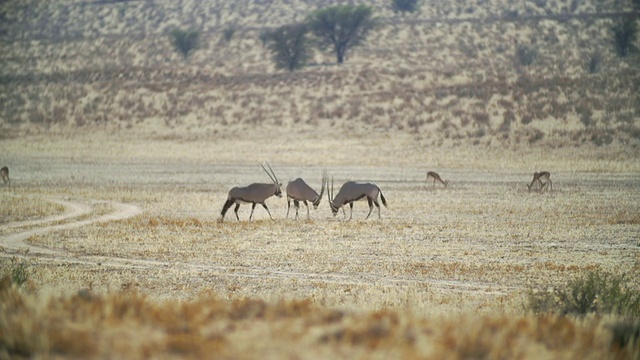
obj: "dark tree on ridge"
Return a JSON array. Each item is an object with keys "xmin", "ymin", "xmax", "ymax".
[
  {"xmin": 307, "ymin": 5, "xmax": 376, "ymax": 64},
  {"xmin": 266, "ymin": 23, "xmax": 313, "ymax": 71}
]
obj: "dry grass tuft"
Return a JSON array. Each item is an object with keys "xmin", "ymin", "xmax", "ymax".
[{"xmin": 0, "ymin": 195, "xmax": 65, "ymax": 225}]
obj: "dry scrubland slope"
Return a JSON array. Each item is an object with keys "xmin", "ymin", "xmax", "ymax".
[{"xmin": 0, "ymin": 0, "xmax": 639, "ymax": 148}]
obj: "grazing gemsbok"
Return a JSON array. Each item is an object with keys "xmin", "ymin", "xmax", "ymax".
[
  {"xmin": 327, "ymin": 178, "xmax": 387, "ymax": 221},
  {"xmin": 0, "ymin": 166, "xmax": 9, "ymax": 187},
  {"xmin": 220, "ymin": 163, "xmax": 283, "ymax": 222},
  {"xmin": 426, "ymin": 171, "xmax": 449, "ymax": 188},
  {"xmin": 527, "ymin": 171, "xmax": 552, "ymax": 192},
  {"xmin": 286, "ymin": 172, "xmax": 328, "ymax": 220}
]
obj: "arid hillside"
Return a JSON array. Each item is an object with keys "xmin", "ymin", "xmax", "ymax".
[{"xmin": 1, "ymin": 0, "xmax": 639, "ymax": 148}]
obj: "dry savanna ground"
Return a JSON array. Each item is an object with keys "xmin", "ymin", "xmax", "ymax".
[
  {"xmin": 1, "ymin": 0, "xmax": 640, "ymax": 358},
  {"xmin": 1, "ymin": 135, "xmax": 639, "ymax": 359}
]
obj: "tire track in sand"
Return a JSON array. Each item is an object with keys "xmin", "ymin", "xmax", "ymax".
[
  {"xmin": 1, "ymin": 199, "xmax": 512, "ymax": 295},
  {"xmin": 1, "ymin": 199, "xmax": 142, "ymax": 255}
]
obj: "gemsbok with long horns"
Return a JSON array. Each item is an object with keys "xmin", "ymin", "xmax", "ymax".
[
  {"xmin": 327, "ymin": 178, "xmax": 387, "ymax": 221},
  {"xmin": 527, "ymin": 171, "xmax": 552, "ymax": 192},
  {"xmin": 426, "ymin": 171, "xmax": 448, "ymax": 189},
  {"xmin": 220, "ymin": 162, "xmax": 282, "ymax": 222},
  {"xmin": 0, "ymin": 166, "xmax": 9, "ymax": 187},
  {"xmin": 286, "ymin": 172, "xmax": 328, "ymax": 220}
]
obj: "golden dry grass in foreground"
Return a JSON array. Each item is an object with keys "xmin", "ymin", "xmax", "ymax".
[
  {"xmin": 1, "ymin": 134, "xmax": 639, "ymax": 358},
  {"xmin": 0, "ymin": 283, "xmax": 630, "ymax": 359}
]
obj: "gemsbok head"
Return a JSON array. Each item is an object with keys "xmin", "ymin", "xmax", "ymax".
[
  {"xmin": 527, "ymin": 171, "xmax": 552, "ymax": 193},
  {"xmin": 286, "ymin": 171, "xmax": 328, "ymax": 220},
  {"xmin": 327, "ymin": 178, "xmax": 387, "ymax": 221},
  {"xmin": 220, "ymin": 162, "xmax": 283, "ymax": 222},
  {"xmin": 0, "ymin": 166, "xmax": 9, "ymax": 187}
]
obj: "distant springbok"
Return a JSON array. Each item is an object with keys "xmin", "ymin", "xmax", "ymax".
[
  {"xmin": 286, "ymin": 172, "xmax": 327, "ymax": 220},
  {"xmin": 0, "ymin": 166, "xmax": 9, "ymax": 187},
  {"xmin": 527, "ymin": 171, "xmax": 552, "ymax": 192},
  {"xmin": 426, "ymin": 171, "xmax": 448, "ymax": 188},
  {"xmin": 220, "ymin": 163, "xmax": 283, "ymax": 222},
  {"xmin": 327, "ymin": 178, "xmax": 387, "ymax": 220}
]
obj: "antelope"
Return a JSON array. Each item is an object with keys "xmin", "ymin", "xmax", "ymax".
[
  {"xmin": 426, "ymin": 171, "xmax": 449, "ymax": 188},
  {"xmin": 327, "ymin": 178, "xmax": 387, "ymax": 221},
  {"xmin": 220, "ymin": 162, "xmax": 283, "ymax": 222},
  {"xmin": 286, "ymin": 172, "xmax": 328, "ymax": 220},
  {"xmin": 527, "ymin": 171, "xmax": 552, "ymax": 192},
  {"xmin": 0, "ymin": 166, "xmax": 9, "ymax": 187}
]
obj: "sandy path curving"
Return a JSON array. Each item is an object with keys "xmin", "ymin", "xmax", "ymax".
[
  {"xmin": 0, "ymin": 198, "xmax": 512, "ymax": 294},
  {"xmin": 0, "ymin": 199, "xmax": 93, "ymax": 232},
  {"xmin": 1, "ymin": 199, "xmax": 143, "ymax": 255}
]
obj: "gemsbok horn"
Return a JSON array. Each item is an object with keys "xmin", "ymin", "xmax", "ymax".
[
  {"xmin": 286, "ymin": 171, "xmax": 328, "ymax": 220},
  {"xmin": 527, "ymin": 171, "xmax": 552, "ymax": 193},
  {"xmin": 220, "ymin": 162, "xmax": 283, "ymax": 222},
  {"xmin": 426, "ymin": 171, "xmax": 449, "ymax": 189},
  {"xmin": 327, "ymin": 178, "xmax": 387, "ymax": 221},
  {"xmin": 0, "ymin": 166, "xmax": 9, "ymax": 187}
]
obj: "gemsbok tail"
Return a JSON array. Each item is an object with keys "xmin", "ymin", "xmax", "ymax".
[
  {"xmin": 220, "ymin": 198, "xmax": 235, "ymax": 218},
  {"xmin": 378, "ymin": 187, "xmax": 387, "ymax": 207}
]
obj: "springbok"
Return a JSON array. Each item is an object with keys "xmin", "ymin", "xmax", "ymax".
[
  {"xmin": 426, "ymin": 171, "xmax": 448, "ymax": 188},
  {"xmin": 327, "ymin": 178, "xmax": 387, "ymax": 221},
  {"xmin": 0, "ymin": 166, "xmax": 9, "ymax": 187},
  {"xmin": 527, "ymin": 171, "xmax": 552, "ymax": 192},
  {"xmin": 286, "ymin": 172, "xmax": 327, "ymax": 220},
  {"xmin": 220, "ymin": 163, "xmax": 282, "ymax": 222}
]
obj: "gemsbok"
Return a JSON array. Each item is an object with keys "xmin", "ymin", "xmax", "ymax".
[
  {"xmin": 426, "ymin": 171, "xmax": 449, "ymax": 188},
  {"xmin": 286, "ymin": 172, "xmax": 328, "ymax": 220},
  {"xmin": 527, "ymin": 171, "xmax": 552, "ymax": 192},
  {"xmin": 0, "ymin": 166, "xmax": 9, "ymax": 187},
  {"xmin": 220, "ymin": 162, "xmax": 283, "ymax": 222},
  {"xmin": 327, "ymin": 178, "xmax": 387, "ymax": 221}
]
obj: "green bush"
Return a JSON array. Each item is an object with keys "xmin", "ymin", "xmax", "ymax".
[
  {"xmin": 527, "ymin": 270, "xmax": 640, "ymax": 317},
  {"xmin": 169, "ymin": 28, "xmax": 200, "ymax": 60},
  {"xmin": 516, "ymin": 44, "xmax": 537, "ymax": 66},
  {"xmin": 222, "ymin": 26, "xmax": 236, "ymax": 42}
]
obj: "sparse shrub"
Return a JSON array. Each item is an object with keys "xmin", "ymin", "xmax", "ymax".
[
  {"xmin": 1, "ymin": 257, "xmax": 29, "ymax": 287},
  {"xmin": 222, "ymin": 25, "xmax": 236, "ymax": 42},
  {"xmin": 392, "ymin": 0, "xmax": 420, "ymax": 15},
  {"xmin": 577, "ymin": 105, "xmax": 593, "ymax": 128},
  {"xmin": 527, "ymin": 270, "xmax": 640, "ymax": 317},
  {"xmin": 258, "ymin": 30, "xmax": 270, "ymax": 47},
  {"xmin": 612, "ymin": 16, "xmax": 638, "ymax": 57},
  {"xmin": 528, "ymin": 128, "xmax": 544, "ymax": 143},
  {"xmin": 516, "ymin": 44, "xmax": 538, "ymax": 66},
  {"xmin": 169, "ymin": 28, "xmax": 200, "ymax": 60},
  {"xmin": 609, "ymin": 320, "xmax": 640, "ymax": 357},
  {"xmin": 586, "ymin": 51, "xmax": 601, "ymax": 73}
]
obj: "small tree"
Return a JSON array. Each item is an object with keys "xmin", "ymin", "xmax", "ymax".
[
  {"xmin": 308, "ymin": 5, "xmax": 376, "ymax": 64},
  {"xmin": 169, "ymin": 28, "xmax": 200, "ymax": 60},
  {"xmin": 612, "ymin": 16, "xmax": 638, "ymax": 57},
  {"xmin": 266, "ymin": 23, "xmax": 313, "ymax": 72},
  {"xmin": 392, "ymin": 0, "xmax": 420, "ymax": 15}
]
